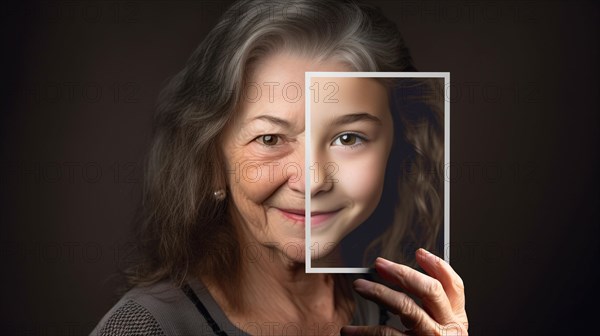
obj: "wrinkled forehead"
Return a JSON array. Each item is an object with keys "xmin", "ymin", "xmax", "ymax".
[{"xmin": 233, "ymin": 52, "xmax": 350, "ymax": 122}]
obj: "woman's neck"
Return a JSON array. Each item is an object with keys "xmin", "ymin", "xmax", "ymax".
[
  {"xmin": 242, "ymin": 242, "xmax": 336, "ymax": 314},
  {"xmin": 200, "ymin": 225, "xmax": 355, "ymax": 335}
]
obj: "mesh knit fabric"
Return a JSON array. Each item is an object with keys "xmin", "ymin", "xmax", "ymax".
[{"xmin": 98, "ymin": 300, "xmax": 166, "ymax": 336}]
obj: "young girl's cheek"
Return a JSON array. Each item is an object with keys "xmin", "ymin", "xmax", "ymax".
[{"xmin": 336, "ymin": 152, "xmax": 387, "ymax": 206}]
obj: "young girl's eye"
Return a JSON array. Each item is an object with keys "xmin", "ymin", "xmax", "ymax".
[
  {"xmin": 255, "ymin": 134, "xmax": 281, "ymax": 146},
  {"xmin": 331, "ymin": 133, "xmax": 366, "ymax": 147}
]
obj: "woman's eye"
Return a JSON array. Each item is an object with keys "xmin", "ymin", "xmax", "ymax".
[
  {"xmin": 332, "ymin": 133, "xmax": 365, "ymax": 147},
  {"xmin": 256, "ymin": 134, "xmax": 280, "ymax": 146}
]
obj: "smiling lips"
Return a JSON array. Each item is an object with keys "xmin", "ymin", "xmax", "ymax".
[{"xmin": 277, "ymin": 208, "xmax": 341, "ymax": 227}]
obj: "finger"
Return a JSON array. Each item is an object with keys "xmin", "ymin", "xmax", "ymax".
[
  {"xmin": 374, "ymin": 257, "xmax": 455, "ymax": 324},
  {"xmin": 340, "ymin": 325, "xmax": 408, "ymax": 336},
  {"xmin": 415, "ymin": 248, "xmax": 466, "ymax": 312},
  {"xmin": 352, "ymin": 279, "xmax": 438, "ymax": 331}
]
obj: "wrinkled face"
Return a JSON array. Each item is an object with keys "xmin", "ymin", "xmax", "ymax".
[{"xmin": 221, "ymin": 51, "xmax": 393, "ymax": 263}]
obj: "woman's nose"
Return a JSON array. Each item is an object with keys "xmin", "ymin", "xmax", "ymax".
[
  {"xmin": 308, "ymin": 159, "xmax": 334, "ymax": 197},
  {"xmin": 286, "ymin": 150, "xmax": 333, "ymax": 197}
]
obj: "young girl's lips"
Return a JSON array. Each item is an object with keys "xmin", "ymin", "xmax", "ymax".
[{"xmin": 276, "ymin": 208, "xmax": 341, "ymax": 228}]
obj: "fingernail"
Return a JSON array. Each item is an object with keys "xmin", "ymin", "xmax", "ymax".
[
  {"xmin": 340, "ymin": 325, "xmax": 359, "ymax": 336},
  {"xmin": 376, "ymin": 256, "xmax": 393, "ymax": 263},
  {"xmin": 418, "ymin": 248, "xmax": 441, "ymax": 265},
  {"xmin": 353, "ymin": 279, "xmax": 370, "ymax": 292},
  {"xmin": 417, "ymin": 248, "xmax": 434, "ymax": 258},
  {"xmin": 375, "ymin": 257, "xmax": 393, "ymax": 268},
  {"xmin": 419, "ymin": 248, "xmax": 431, "ymax": 255}
]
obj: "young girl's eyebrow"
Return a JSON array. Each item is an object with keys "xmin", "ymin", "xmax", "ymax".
[{"xmin": 329, "ymin": 112, "xmax": 381, "ymax": 127}]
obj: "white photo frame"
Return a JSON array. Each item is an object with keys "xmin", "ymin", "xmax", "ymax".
[{"xmin": 304, "ymin": 72, "xmax": 450, "ymax": 273}]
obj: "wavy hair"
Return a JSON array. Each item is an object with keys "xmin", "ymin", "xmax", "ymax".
[{"xmin": 120, "ymin": 0, "xmax": 444, "ymax": 312}]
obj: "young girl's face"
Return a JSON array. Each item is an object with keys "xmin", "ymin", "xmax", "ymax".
[
  {"xmin": 309, "ymin": 76, "xmax": 393, "ymax": 260},
  {"xmin": 221, "ymin": 51, "xmax": 393, "ymax": 263}
]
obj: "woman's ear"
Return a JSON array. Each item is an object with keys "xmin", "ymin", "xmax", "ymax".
[{"xmin": 209, "ymin": 157, "xmax": 229, "ymax": 203}]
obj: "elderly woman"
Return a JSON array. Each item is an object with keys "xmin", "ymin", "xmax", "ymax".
[{"xmin": 91, "ymin": 0, "xmax": 468, "ymax": 335}]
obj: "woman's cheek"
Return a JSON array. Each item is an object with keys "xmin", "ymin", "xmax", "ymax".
[
  {"xmin": 336, "ymin": 152, "xmax": 386, "ymax": 212},
  {"xmin": 231, "ymin": 158, "xmax": 293, "ymax": 204}
]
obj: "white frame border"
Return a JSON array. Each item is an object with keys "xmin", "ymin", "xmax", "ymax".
[{"xmin": 305, "ymin": 72, "xmax": 450, "ymax": 273}]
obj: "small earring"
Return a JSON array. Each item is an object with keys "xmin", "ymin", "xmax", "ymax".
[{"xmin": 213, "ymin": 189, "xmax": 226, "ymax": 201}]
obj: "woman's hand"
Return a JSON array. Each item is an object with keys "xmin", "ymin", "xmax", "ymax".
[{"xmin": 340, "ymin": 248, "xmax": 468, "ymax": 336}]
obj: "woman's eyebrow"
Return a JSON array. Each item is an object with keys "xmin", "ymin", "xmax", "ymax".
[
  {"xmin": 330, "ymin": 112, "xmax": 382, "ymax": 126},
  {"xmin": 250, "ymin": 115, "xmax": 291, "ymax": 128}
]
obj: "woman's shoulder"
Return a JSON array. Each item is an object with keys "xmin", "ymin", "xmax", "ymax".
[
  {"xmin": 89, "ymin": 279, "xmax": 212, "ymax": 336},
  {"xmin": 90, "ymin": 297, "xmax": 164, "ymax": 336}
]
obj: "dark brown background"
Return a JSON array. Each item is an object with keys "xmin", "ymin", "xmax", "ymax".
[{"xmin": 1, "ymin": 1, "xmax": 598, "ymax": 335}]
